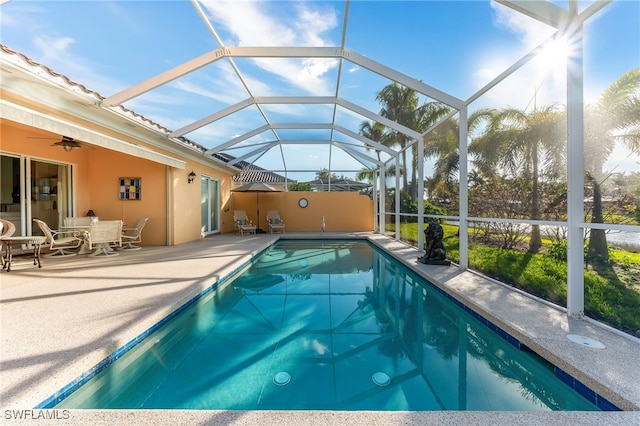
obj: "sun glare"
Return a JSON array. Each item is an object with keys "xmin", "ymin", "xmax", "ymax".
[{"xmin": 538, "ymin": 36, "xmax": 570, "ymax": 67}]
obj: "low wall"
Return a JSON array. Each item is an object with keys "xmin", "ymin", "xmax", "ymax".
[{"xmin": 231, "ymin": 191, "xmax": 374, "ymax": 232}]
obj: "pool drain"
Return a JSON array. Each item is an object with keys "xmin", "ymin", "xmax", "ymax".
[
  {"xmin": 566, "ymin": 334, "xmax": 606, "ymax": 349},
  {"xmin": 372, "ymin": 372, "xmax": 391, "ymax": 386},
  {"xmin": 273, "ymin": 371, "xmax": 291, "ymax": 386}
]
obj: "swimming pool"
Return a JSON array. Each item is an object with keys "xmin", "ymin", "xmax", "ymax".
[{"xmin": 50, "ymin": 240, "xmax": 604, "ymax": 410}]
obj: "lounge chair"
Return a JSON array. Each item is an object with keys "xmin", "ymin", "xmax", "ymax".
[
  {"xmin": 87, "ymin": 220, "xmax": 123, "ymax": 256},
  {"xmin": 33, "ymin": 218, "xmax": 83, "ymax": 257},
  {"xmin": 121, "ymin": 217, "xmax": 148, "ymax": 250},
  {"xmin": 233, "ymin": 210, "xmax": 256, "ymax": 236},
  {"xmin": 266, "ymin": 210, "xmax": 285, "ymax": 234}
]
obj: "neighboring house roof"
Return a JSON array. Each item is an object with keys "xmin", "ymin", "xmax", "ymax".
[
  {"xmin": 234, "ymin": 165, "xmax": 290, "ymax": 184},
  {"xmin": 211, "ymin": 153, "xmax": 289, "ymax": 184},
  {"xmin": 307, "ymin": 178, "xmax": 371, "ymax": 192}
]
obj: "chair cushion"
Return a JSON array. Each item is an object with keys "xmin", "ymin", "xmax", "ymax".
[
  {"xmin": 237, "ymin": 220, "xmax": 244, "ymax": 225},
  {"xmin": 273, "ymin": 218, "xmax": 279, "ymax": 224}
]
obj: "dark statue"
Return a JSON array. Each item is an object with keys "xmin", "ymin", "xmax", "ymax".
[{"xmin": 417, "ymin": 222, "xmax": 451, "ymax": 265}]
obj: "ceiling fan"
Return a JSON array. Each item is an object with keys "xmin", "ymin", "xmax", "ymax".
[
  {"xmin": 52, "ymin": 136, "xmax": 83, "ymax": 152},
  {"xmin": 32, "ymin": 135, "xmax": 94, "ymax": 152}
]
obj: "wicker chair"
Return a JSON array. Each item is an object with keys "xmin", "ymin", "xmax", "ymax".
[
  {"xmin": 33, "ymin": 219, "xmax": 82, "ymax": 257},
  {"xmin": 87, "ymin": 220, "xmax": 123, "ymax": 256},
  {"xmin": 121, "ymin": 217, "xmax": 148, "ymax": 250},
  {"xmin": 233, "ymin": 210, "xmax": 256, "ymax": 236},
  {"xmin": 63, "ymin": 216, "xmax": 92, "ymax": 227},
  {"xmin": 1, "ymin": 219, "xmax": 17, "ymax": 267}
]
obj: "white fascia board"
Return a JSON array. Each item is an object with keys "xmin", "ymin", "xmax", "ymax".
[{"xmin": 2, "ymin": 100, "xmax": 186, "ymax": 169}]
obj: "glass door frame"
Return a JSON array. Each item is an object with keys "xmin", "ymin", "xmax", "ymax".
[
  {"xmin": 200, "ymin": 175, "xmax": 220, "ymax": 236},
  {"xmin": 1, "ymin": 153, "xmax": 74, "ymax": 236}
]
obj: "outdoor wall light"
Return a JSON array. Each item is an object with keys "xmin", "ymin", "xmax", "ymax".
[{"xmin": 188, "ymin": 170, "xmax": 196, "ymax": 184}]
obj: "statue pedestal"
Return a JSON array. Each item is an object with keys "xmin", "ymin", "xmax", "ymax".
[{"xmin": 417, "ymin": 256, "xmax": 451, "ymax": 266}]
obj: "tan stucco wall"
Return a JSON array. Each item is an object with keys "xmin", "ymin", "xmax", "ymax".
[
  {"xmin": 232, "ymin": 191, "xmax": 374, "ymax": 232},
  {"xmin": 86, "ymin": 148, "xmax": 168, "ymax": 245},
  {"xmin": 1, "ymin": 107, "xmax": 241, "ymax": 246},
  {"xmin": 1, "ymin": 123, "xmax": 169, "ymax": 245},
  {"xmin": 171, "ymin": 165, "xmax": 236, "ymax": 244}
]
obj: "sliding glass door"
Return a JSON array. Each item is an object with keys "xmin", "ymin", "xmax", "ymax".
[
  {"xmin": 200, "ymin": 175, "xmax": 220, "ymax": 235},
  {"xmin": 0, "ymin": 154, "xmax": 72, "ymax": 235}
]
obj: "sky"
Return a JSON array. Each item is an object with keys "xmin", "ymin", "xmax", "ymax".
[{"xmin": 1, "ymin": 0, "xmax": 638, "ymax": 181}]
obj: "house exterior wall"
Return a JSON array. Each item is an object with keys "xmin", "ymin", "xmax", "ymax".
[{"xmin": 1, "ymin": 113, "xmax": 238, "ymax": 245}]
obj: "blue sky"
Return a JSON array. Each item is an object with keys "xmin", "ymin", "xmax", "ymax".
[{"xmin": 1, "ymin": 0, "xmax": 638, "ymax": 179}]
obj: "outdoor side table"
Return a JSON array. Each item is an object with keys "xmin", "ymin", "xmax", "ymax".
[{"xmin": 1, "ymin": 236, "xmax": 47, "ymax": 272}]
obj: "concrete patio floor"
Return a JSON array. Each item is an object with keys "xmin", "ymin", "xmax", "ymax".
[{"xmin": 1, "ymin": 232, "xmax": 638, "ymax": 425}]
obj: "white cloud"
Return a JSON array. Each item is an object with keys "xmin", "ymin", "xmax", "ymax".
[
  {"xmin": 199, "ymin": 0, "xmax": 340, "ymax": 95},
  {"xmin": 33, "ymin": 35, "xmax": 76, "ymax": 64}
]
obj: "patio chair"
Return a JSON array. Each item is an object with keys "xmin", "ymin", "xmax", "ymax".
[
  {"xmin": 266, "ymin": 210, "xmax": 285, "ymax": 234},
  {"xmin": 87, "ymin": 220, "xmax": 123, "ymax": 256},
  {"xmin": 121, "ymin": 217, "xmax": 148, "ymax": 250},
  {"xmin": 33, "ymin": 218, "xmax": 82, "ymax": 257},
  {"xmin": 233, "ymin": 210, "xmax": 256, "ymax": 236},
  {"xmin": 1, "ymin": 219, "xmax": 17, "ymax": 267},
  {"xmin": 63, "ymin": 216, "xmax": 92, "ymax": 227}
]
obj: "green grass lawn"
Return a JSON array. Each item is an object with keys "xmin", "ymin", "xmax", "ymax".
[{"xmin": 387, "ymin": 222, "xmax": 640, "ymax": 337}]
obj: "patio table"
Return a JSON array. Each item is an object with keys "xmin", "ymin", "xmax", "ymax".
[{"xmin": 1, "ymin": 235, "xmax": 47, "ymax": 272}]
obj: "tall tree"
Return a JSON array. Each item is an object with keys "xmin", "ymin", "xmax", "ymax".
[
  {"xmin": 376, "ymin": 83, "xmax": 419, "ymax": 198},
  {"xmin": 423, "ymin": 108, "xmax": 496, "ymax": 207},
  {"xmin": 470, "ymin": 105, "xmax": 565, "ymax": 253},
  {"xmin": 359, "ymin": 120, "xmax": 390, "ymax": 163},
  {"xmin": 375, "ymin": 83, "xmax": 449, "ymax": 202},
  {"xmin": 584, "ymin": 68, "xmax": 640, "ymax": 262}
]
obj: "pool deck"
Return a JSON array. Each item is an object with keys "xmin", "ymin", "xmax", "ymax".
[{"xmin": 1, "ymin": 232, "xmax": 638, "ymax": 425}]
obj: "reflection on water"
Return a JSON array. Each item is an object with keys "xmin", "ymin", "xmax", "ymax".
[{"xmin": 55, "ymin": 241, "xmax": 601, "ymax": 411}]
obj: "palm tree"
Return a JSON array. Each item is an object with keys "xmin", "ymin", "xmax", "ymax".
[
  {"xmin": 376, "ymin": 83, "xmax": 450, "ymax": 202},
  {"xmin": 470, "ymin": 105, "xmax": 566, "ymax": 253},
  {"xmin": 423, "ymin": 108, "xmax": 496, "ymax": 206},
  {"xmin": 584, "ymin": 68, "xmax": 640, "ymax": 262},
  {"xmin": 376, "ymin": 83, "xmax": 419, "ymax": 198},
  {"xmin": 356, "ymin": 168, "xmax": 374, "ymax": 183},
  {"xmin": 359, "ymin": 120, "xmax": 389, "ymax": 163}
]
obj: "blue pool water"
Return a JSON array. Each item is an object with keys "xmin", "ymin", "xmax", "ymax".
[{"xmin": 53, "ymin": 240, "xmax": 602, "ymax": 410}]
